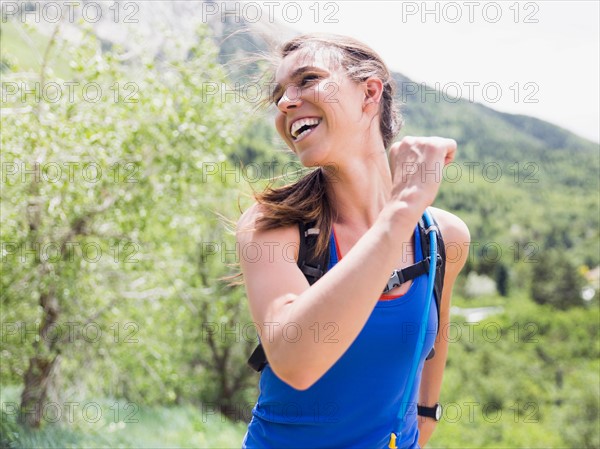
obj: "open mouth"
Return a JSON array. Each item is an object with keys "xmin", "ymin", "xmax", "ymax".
[{"xmin": 290, "ymin": 117, "xmax": 321, "ymax": 142}]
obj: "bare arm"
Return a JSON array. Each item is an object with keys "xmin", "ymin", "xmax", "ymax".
[
  {"xmin": 237, "ymin": 137, "xmax": 457, "ymax": 390},
  {"xmin": 417, "ymin": 207, "xmax": 470, "ymax": 446}
]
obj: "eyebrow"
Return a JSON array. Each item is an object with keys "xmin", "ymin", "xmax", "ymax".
[{"xmin": 272, "ymin": 66, "xmax": 326, "ymax": 101}]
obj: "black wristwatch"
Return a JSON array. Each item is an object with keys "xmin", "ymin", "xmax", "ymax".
[{"xmin": 418, "ymin": 403, "xmax": 443, "ymax": 421}]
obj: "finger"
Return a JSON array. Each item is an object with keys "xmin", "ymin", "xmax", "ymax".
[{"xmin": 442, "ymin": 138, "xmax": 457, "ymax": 166}]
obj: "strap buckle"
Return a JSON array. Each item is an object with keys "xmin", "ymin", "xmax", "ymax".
[{"xmin": 383, "ymin": 269, "xmax": 405, "ymax": 294}]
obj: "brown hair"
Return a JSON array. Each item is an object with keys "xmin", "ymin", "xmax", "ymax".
[{"xmin": 250, "ymin": 33, "xmax": 402, "ymax": 261}]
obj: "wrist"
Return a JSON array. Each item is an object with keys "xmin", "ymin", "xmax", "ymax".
[
  {"xmin": 380, "ymin": 200, "xmax": 422, "ymax": 226},
  {"xmin": 418, "ymin": 403, "xmax": 443, "ymax": 422}
]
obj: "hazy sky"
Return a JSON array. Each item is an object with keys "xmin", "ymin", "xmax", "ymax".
[{"xmin": 251, "ymin": 1, "xmax": 599, "ymax": 143}]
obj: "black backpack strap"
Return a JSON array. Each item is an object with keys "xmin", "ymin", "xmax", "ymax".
[
  {"xmin": 298, "ymin": 221, "xmax": 330, "ymax": 286},
  {"xmin": 383, "ymin": 258, "xmax": 439, "ymax": 294},
  {"xmin": 419, "ymin": 210, "xmax": 446, "ymax": 360},
  {"xmin": 247, "ymin": 341, "xmax": 268, "ymax": 372},
  {"xmin": 247, "ymin": 221, "xmax": 330, "ymax": 372}
]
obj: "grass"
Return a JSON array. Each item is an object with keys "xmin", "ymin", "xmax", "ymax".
[{"xmin": 1, "ymin": 386, "xmax": 248, "ymax": 449}]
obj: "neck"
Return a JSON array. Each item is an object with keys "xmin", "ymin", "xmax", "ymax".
[{"xmin": 324, "ymin": 144, "xmax": 392, "ymax": 231}]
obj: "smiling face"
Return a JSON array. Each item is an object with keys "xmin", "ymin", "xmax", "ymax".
[{"xmin": 273, "ymin": 47, "xmax": 371, "ymax": 167}]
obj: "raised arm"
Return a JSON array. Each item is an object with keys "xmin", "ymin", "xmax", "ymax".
[{"xmin": 237, "ymin": 137, "xmax": 457, "ymax": 390}]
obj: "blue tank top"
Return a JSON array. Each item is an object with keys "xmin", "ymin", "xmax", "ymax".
[{"xmin": 242, "ymin": 225, "xmax": 438, "ymax": 449}]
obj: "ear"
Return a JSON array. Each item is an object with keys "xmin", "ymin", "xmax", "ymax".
[{"xmin": 362, "ymin": 77, "xmax": 384, "ymax": 111}]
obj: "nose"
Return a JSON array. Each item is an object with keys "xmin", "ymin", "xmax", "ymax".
[{"xmin": 277, "ymin": 85, "xmax": 303, "ymax": 112}]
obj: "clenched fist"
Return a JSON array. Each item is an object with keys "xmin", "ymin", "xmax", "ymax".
[{"xmin": 388, "ymin": 136, "xmax": 457, "ymax": 211}]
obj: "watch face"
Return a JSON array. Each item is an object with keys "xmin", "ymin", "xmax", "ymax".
[{"xmin": 435, "ymin": 404, "xmax": 442, "ymax": 421}]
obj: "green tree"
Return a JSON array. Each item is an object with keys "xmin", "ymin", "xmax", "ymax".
[
  {"xmin": 1, "ymin": 22, "xmax": 251, "ymax": 427},
  {"xmin": 530, "ymin": 250, "xmax": 586, "ymax": 309},
  {"xmin": 495, "ymin": 263, "xmax": 510, "ymax": 297}
]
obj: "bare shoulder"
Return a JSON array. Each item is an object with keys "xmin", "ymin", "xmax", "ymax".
[
  {"xmin": 428, "ymin": 207, "xmax": 470, "ymax": 244},
  {"xmin": 235, "ymin": 202, "xmax": 263, "ymax": 245},
  {"xmin": 428, "ymin": 206, "xmax": 471, "ymax": 272},
  {"xmin": 235, "ymin": 202, "xmax": 300, "ymax": 262}
]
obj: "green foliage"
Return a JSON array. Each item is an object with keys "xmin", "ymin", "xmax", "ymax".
[
  {"xmin": 0, "ymin": 21, "xmax": 73, "ymax": 77},
  {"xmin": 1, "ymin": 20, "xmax": 257, "ymax": 424},
  {"xmin": 530, "ymin": 249, "xmax": 586, "ymax": 309},
  {"xmin": 2, "ymin": 13, "xmax": 599, "ymax": 448},
  {"xmin": 429, "ymin": 296, "xmax": 600, "ymax": 448},
  {"xmin": 398, "ymin": 72, "xmax": 600, "ymax": 291}
]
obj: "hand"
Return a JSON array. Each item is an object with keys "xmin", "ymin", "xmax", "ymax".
[{"xmin": 388, "ymin": 136, "xmax": 457, "ymax": 210}]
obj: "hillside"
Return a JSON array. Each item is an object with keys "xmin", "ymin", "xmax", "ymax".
[{"xmin": 395, "ymin": 71, "xmax": 599, "ymax": 190}]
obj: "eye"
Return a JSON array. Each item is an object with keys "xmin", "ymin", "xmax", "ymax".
[
  {"xmin": 272, "ymin": 75, "xmax": 320, "ymax": 105},
  {"xmin": 300, "ymin": 74, "xmax": 319, "ymax": 86}
]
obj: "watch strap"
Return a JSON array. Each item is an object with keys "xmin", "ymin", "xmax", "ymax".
[{"xmin": 417, "ymin": 403, "xmax": 441, "ymax": 421}]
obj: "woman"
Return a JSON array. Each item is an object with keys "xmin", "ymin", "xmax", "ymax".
[{"xmin": 236, "ymin": 33, "xmax": 470, "ymax": 448}]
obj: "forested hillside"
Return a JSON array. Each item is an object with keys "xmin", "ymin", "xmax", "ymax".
[{"xmin": 1, "ymin": 6, "xmax": 598, "ymax": 448}]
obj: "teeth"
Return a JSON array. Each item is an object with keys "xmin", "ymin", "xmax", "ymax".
[
  {"xmin": 295, "ymin": 127, "xmax": 313, "ymax": 142},
  {"xmin": 290, "ymin": 118, "xmax": 321, "ymax": 138}
]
